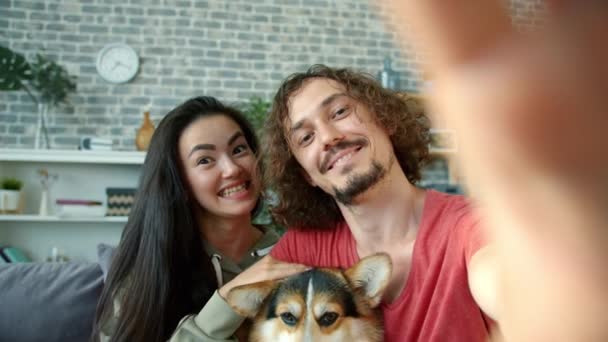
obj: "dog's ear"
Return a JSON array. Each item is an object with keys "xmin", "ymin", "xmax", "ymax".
[
  {"xmin": 225, "ymin": 280, "xmax": 277, "ymax": 318},
  {"xmin": 344, "ymin": 253, "xmax": 392, "ymax": 308}
]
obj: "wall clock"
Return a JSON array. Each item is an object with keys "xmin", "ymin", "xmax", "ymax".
[{"xmin": 95, "ymin": 43, "xmax": 139, "ymax": 84}]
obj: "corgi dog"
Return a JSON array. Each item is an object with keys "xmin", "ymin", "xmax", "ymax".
[{"xmin": 226, "ymin": 253, "xmax": 392, "ymax": 342}]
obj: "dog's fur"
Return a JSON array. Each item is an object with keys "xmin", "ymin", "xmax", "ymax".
[{"xmin": 226, "ymin": 253, "xmax": 392, "ymax": 342}]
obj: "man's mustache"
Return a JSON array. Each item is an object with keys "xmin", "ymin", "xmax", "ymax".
[{"xmin": 320, "ymin": 138, "xmax": 368, "ymax": 174}]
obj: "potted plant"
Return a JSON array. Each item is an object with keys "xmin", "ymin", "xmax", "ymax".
[
  {"xmin": 239, "ymin": 97, "xmax": 286, "ymax": 235},
  {"xmin": 240, "ymin": 96, "xmax": 271, "ymax": 135},
  {"xmin": 0, "ymin": 45, "xmax": 77, "ymax": 149},
  {"xmin": 0, "ymin": 177, "xmax": 24, "ymax": 213}
]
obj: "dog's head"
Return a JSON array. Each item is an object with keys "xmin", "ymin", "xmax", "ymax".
[{"xmin": 226, "ymin": 253, "xmax": 392, "ymax": 342}]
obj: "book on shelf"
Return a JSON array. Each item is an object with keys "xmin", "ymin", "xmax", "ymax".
[
  {"xmin": 0, "ymin": 246, "xmax": 31, "ymax": 262},
  {"xmin": 79, "ymin": 137, "xmax": 113, "ymax": 151},
  {"xmin": 56, "ymin": 199, "xmax": 103, "ymax": 206},
  {"xmin": 55, "ymin": 200, "xmax": 106, "ymax": 218},
  {"xmin": 0, "ymin": 248, "xmax": 9, "ymax": 264}
]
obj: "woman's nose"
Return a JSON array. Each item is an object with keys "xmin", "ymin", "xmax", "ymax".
[{"xmin": 219, "ymin": 156, "xmax": 243, "ymax": 178}]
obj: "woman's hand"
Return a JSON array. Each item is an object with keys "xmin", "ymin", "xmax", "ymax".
[
  {"xmin": 218, "ymin": 255, "xmax": 309, "ymax": 299},
  {"xmin": 381, "ymin": 1, "xmax": 608, "ymax": 341}
]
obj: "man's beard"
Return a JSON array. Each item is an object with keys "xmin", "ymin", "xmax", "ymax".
[{"xmin": 333, "ymin": 160, "xmax": 387, "ymax": 205}]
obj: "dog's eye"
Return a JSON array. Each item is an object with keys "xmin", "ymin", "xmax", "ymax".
[
  {"xmin": 280, "ymin": 312, "xmax": 297, "ymax": 326},
  {"xmin": 318, "ymin": 312, "xmax": 339, "ymax": 326}
]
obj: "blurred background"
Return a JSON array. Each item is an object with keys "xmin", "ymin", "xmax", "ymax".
[{"xmin": 0, "ymin": 0, "xmax": 545, "ymax": 148}]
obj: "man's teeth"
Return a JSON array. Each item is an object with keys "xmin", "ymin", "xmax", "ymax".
[
  {"xmin": 220, "ymin": 183, "xmax": 247, "ymax": 197},
  {"xmin": 334, "ymin": 151, "xmax": 355, "ymax": 168}
]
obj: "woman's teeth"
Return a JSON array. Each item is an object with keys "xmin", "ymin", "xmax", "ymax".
[{"xmin": 220, "ymin": 183, "xmax": 248, "ymax": 197}]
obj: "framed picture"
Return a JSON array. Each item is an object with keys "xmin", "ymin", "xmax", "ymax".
[{"xmin": 429, "ymin": 128, "xmax": 458, "ymax": 154}]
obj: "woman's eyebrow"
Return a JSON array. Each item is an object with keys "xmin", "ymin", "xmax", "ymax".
[
  {"xmin": 188, "ymin": 131, "xmax": 244, "ymax": 158},
  {"xmin": 188, "ymin": 143, "xmax": 215, "ymax": 158},
  {"xmin": 227, "ymin": 131, "xmax": 244, "ymax": 146}
]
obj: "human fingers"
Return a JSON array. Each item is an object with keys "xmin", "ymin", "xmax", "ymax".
[
  {"xmin": 255, "ymin": 255, "xmax": 310, "ymax": 281},
  {"xmin": 379, "ymin": 0, "xmax": 512, "ymax": 69},
  {"xmin": 219, "ymin": 256, "xmax": 309, "ymax": 298},
  {"xmin": 433, "ymin": 9, "xmax": 608, "ymax": 341}
]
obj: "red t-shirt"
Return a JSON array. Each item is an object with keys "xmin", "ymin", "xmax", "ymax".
[{"xmin": 270, "ymin": 190, "xmax": 490, "ymax": 341}]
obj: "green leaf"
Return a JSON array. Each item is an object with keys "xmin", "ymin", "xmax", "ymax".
[
  {"xmin": 1, "ymin": 177, "xmax": 23, "ymax": 190},
  {"xmin": 240, "ymin": 96, "xmax": 271, "ymax": 134},
  {"xmin": 30, "ymin": 53, "xmax": 77, "ymax": 106},
  {"xmin": 0, "ymin": 45, "xmax": 33, "ymax": 91}
]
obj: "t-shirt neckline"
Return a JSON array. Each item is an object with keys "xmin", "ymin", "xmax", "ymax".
[{"xmin": 346, "ymin": 189, "xmax": 437, "ymax": 309}]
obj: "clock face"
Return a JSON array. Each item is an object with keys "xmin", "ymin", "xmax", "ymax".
[{"xmin": 96, "ymin": 43, "xmax": 139, "ymax": 84}]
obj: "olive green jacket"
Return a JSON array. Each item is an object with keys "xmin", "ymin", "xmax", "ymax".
[{"xmin": 100, "ymin": 228, "xmax": 279, "ymax": 342}]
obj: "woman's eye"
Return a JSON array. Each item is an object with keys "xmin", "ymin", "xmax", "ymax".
[
  {"xmin": 233, "ymin": 144, "xmax": 249, "ymax": 154},
  {"xmin": 197, "ymin": 157, "xmax": 212, "ymax": 165}
]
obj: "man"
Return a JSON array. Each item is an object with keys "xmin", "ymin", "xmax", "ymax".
[{"xmin": 264, "ymin": 65, "xmax": 496, "ymax": 341}]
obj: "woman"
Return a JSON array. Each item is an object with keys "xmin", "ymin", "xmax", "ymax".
[{"xmin": 93, "ymin": 96, "xmax": 306, "ymax": 342}]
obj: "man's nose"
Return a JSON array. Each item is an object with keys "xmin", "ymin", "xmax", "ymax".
[{"xmin": 318, "ymin": 122, "xmax": 345, "ymax": 151}]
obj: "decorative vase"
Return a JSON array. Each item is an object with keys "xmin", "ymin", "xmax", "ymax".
[
  {"xmin": 135, "ymin": 111, "xmax": 155, "ymax": 151},
  {"xmin": 34, "ymin": 103, "xmax": 51, "ymax": 149},
  {"xmin": 39, "ymin": 189, "xmax": 49, "ymax": 216}
]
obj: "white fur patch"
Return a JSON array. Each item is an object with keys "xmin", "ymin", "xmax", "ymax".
[
  {"xmin": 303, "ymin": 278, "xmax": 315, "ymax": 342},
  {"xmin": 349, "ymin": 254, "xmax": 392, "ymax": 307}
]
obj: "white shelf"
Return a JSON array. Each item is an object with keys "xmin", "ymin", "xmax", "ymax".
[
  {"xmin": 0, "ymin": 214, "xmax": 128, "ymax": 223},
  {"xmin": 0, "ymin": 148, "xmax": 146, "ymax": 165}
]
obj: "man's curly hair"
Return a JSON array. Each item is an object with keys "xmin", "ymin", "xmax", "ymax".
[{"xmin": 264, "ymin": 64, "xmax": 431, "ymax": 229}]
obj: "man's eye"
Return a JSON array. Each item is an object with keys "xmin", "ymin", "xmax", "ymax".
[
  {"xmin": 233, "ymin": 144, "xmax": 249, "ymax": 154},
  {"xmin": 333, "ymin": 107, "xmax": 349, "ymax": 118},
  {"xmin": 299, "ymin": 133, "xmax": 314, "ymax": 146}
]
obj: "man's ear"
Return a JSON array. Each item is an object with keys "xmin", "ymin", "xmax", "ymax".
[
  {"xmin": 225, "ymin": 281, "xmax": 277, "ymax": 318},
  {"xmin": 344, "ymin": 253, "xmax": 392, "ymax": 308}
]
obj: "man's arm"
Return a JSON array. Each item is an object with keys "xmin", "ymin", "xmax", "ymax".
[
  {"xmin": 382, "ymin": 1, "xmax": 608, "ymax": 340},
  {"xmin": 468, "ymin": 245, "xmax": 499, "ymax": 321}
]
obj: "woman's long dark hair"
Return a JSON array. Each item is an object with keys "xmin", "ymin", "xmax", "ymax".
[{"xmin": 92, "ymin": 96, "xmax": 259, "ymax": 342}]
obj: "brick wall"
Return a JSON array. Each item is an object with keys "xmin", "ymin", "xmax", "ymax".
[{"xmin": 0, "ymin": 0, "xmax": 545, "ymax": 149}]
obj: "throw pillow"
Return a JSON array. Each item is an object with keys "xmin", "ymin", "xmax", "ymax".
[
  {"xmin": 96, "ymin": 243, "xmax": 116, "ymax": 282},
  {"xmin": 0, "ymin": 262, "xmax": 104, "ymax": 342}
]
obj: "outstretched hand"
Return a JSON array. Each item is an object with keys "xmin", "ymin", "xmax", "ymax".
[
  {"xmin": 382, "ymin": 1, "xmax": 608, "ymax": 341},
  {"xmin": 218, "ymin": 255, "xmax": 309, "ymax": 300}
]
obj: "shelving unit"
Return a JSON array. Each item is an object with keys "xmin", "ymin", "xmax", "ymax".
[
  {"xmin": 0, "ymin": 149, "xmax": 144, "ymax": 262},
  {"xmin": 0, "ymin": 149, "xmax": 145, "ymax": 164},
  {"xmin": 399, "ymin": 92, "xmax": 461, "ymax": 187},
  {"xmin": 0, "ymin": 214, "xmax": 128, "ymax": 223}
]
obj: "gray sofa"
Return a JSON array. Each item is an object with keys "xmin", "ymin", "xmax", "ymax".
[{"xmin": 0, "ymin": 244, "xmax": 114, "ymax": 342}]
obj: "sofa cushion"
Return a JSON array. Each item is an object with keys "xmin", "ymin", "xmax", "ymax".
[{"xmin": 0, "ymin": 262, "xmax": 104, "ymax": 342}]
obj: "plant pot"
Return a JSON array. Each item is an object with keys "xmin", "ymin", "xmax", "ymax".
[{"xmin": 0, "ymin": 189, "xmax": 23, "ymax": 213}]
